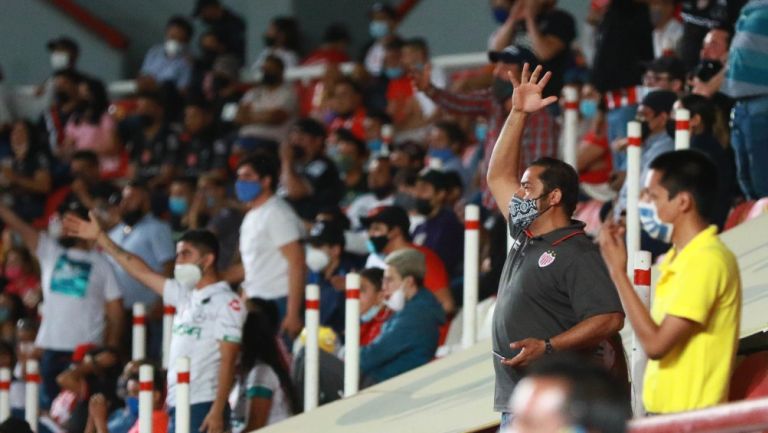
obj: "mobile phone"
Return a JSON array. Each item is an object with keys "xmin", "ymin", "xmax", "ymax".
[{"xmin": 492, "ymin": 350, "xmax": 506, "ymax": 361}]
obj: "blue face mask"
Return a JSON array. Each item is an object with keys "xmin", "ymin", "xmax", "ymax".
[
  {"xmin": 475, "ymin": 123, "xmax": 488, "ymax": 143},
  {"xmin": 369, "ymin": 20, "xmax": 390, "ymax": 39},
  {"xmin": 385, "ymin": 67, "xmax": 404, "ymax": 80},
  {"xmin": 168, "ymin": 197, "xmax": 189, "ymax": 216},
  {"xmin": 579, "ymin": 99, "xmax": 599, "ymax": 119},
  {"xmin": 235, "ymin": 180, "xmax": 263, "ymax": 203},
  {"xmin": 361, "ymin": 304, "xmax": 382, "ymax": 323},
  {"xmin": 368, "ymin": 139, "xmax": 383, "ymax": 154},
  {"xmin": 206, "ymin": 195, "xmax": 217, "ymax": 208},
  {"xmin": 428, "ymin": 148, "xmax": 454, "ymax": 162},
  {"xmin": 126, "ymin": 396, "xmax": 140, "ymax": 417}
]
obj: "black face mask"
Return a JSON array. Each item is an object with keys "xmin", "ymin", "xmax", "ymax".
[
  {"xmin": 262, "ymin": 72, "xmax": 281, "ymax": 86},
  {"xmin": 368, "ymin": 234, "xmax": 389, "ymax": 254},
  {"xmin": 121, "ymin": 209, "xmax": 145, "ymax": 227},
  {"xmin": 59, "ymin": 237, "xmax": 78, "ymax": 249},
  {"xmin": 665, "ymin": 118, "xmax": 676, "ymax": 138},
  {"xmin": 136, "ymin": 114, "xmax": 154, "ymax": 127},
  {"xmin": 263, "ymin": 35, "xmax": 277, "ymax": 47},
  {"xmin": 415, "ymin": 198, "xmax": 434, "ymax": 216},
  {"xmin": 54, "ymin": 91, "xmax": 71, "ymax": 105},
  {"xmin": 492, "ymin": 78, "xmax": 514, "ymax": 104},
  {"xmin": 694, "ymin": 59, "xmax": 723, "ymax": 82},
  {"xmin": 371, "ymin": 185, "xmax": 393, "ymax": 200},
  {"xmin": 640, "ymin": 121, "xmax": 652, "ymax": 140}
]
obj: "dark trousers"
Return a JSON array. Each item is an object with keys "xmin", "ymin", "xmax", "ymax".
[{"xmin": 40, "ymin": 349, "xmax": 73, "ymax": 409}]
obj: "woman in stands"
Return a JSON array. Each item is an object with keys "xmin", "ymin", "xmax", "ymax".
[
  {"xmin": 231, "ymin": 300, "xmax": 298, "ymax": 432},
  {"xmin": 4, "ymin": 120, "xmax": 52, "ymax": 221}
]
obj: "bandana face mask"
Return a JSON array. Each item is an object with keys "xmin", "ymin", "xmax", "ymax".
[{"xmin": 508, "ymin": 191, "xmax": 550, "ymax": 231}]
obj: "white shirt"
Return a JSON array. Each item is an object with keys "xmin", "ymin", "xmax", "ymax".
[
  {"xmin": 653, "ymin": 19, "xmax": 684, "ymax": 58},
  {"xmin": 239, "ymin": 196, "xmax": 302, "ymax": 299},
  {"xmin": 164, "ymin": 279, "xmax": 245, "ymax": 406},
  {"xmin": 230, "ymin": 363, "xmax": 291, "ymax": 430},
  {"xmin": 364, "ymin": 41, "xmax": 386, "ymax": 75},
  {"xmin": 238, "ymin": 83, "xmax": 297, "ymax": 142},
  {"xmin": 251, "ymin": 48, "xmax": 300, "ymax": 70},
  {"xmin": 35, "ymin": 235, "xmax": 121, "ymax": 351}
]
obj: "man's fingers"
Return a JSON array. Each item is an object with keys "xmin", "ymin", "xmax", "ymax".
[
  {"xmin": 502, "ymin": 351, "xmax": 526, "ymax": 367},
  {"xmin": 537, "ymin": 71, "xmax": 553, "ymax": 89},
  {"xmin": 530, "ymin": 65, "xmax": 542, "ymax": 83},
  {"xmin": 541, "ymin": 96, "xmax": 559, "ymax": 108},
  {"xmin": 521, "ymin": 62, "xmax": 530, "ymax": 83},
  {"xmin": 508, "ymin": 70, "xmax": 520, "ymax": 88}
]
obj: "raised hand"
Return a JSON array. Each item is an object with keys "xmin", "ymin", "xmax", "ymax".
[
  {"xmin": 63, "ymin": 211, "xmax": 103, "ymax": 241},
  {"xmin": 509, "ymin": 63, "xmax": 558, "ymax": 114},
  {"xmin": 598, "ymin": 218, "xmax": 628, "ymax": 275}
]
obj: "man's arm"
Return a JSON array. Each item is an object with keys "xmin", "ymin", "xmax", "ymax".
[
  {"xmin": 63, "ymin": 213, "xmax": 167, "ymax": 294},
  {"xmin": 201, "ymin": 341, "xmax": 239, "ymax": 433},
  {"xmin": 279, "ymin": 145, "xmax": 313, "ymax": 200},
  {"xmin": 0, "ymin": 205, "xmax": 39, "ymax": 252},
  {"xmin": 411, "ymin": 65, "xmax": 493, "ymax": 116},
  {"xmin": 487, "ymin": 64, "xmax": 558, "ymax": 220},
  {"xmin": 279, "ymin": 240, "xmax": 305, "ymax": 338},
  {"xmin": 104, "ymin": 299, "xmax": 125, "ymax": 348}
]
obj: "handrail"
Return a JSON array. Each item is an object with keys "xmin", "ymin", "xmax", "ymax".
[
  {"xmin": 46, "ymin": 0, "xmax": 129, "ymax": 50},
  {"xmin": 628, "ymin": 398, "xmax": 768, "ymax": 433}
]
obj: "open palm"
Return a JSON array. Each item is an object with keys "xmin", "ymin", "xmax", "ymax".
[{"xmin": 509, "ymin": 63, "xmax": 558, "ymax": 113}]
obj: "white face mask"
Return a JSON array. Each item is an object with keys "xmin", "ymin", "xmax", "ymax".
[
  {"xmin": 305, "ymin": 246, "xmax": 330, "ymax": 273},
  {"xmin": 164, "ymin": 39, "xmax": 183, "ymax": 57},
  {"xmin": 174, "ymin": 263, "xmax": 202, "ymax": 288},
  {"xmin": 638, "ymin": 201, "xmax": 674, "ymax": 244},
  {"xmin": 50, "ymin": 52, "xmax": 69, "ymax": 71},
  {"xmin": 384, "ymin": 285, "xmax": 406, "ymax": 312}
]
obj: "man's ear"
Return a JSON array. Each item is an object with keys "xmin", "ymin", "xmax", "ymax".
[
  {"xmin": 203, "ymin": 253, "xmax": 217, "ymax": 270},
  {"xmin": 548, "ymin": 188, "xmax": 563, "ymax": 207},
  {"xmin": 676, "ymin": 191, "xmax": 695, "ymax": 214}
]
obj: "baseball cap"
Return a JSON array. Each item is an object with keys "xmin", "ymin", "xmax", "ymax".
[
  {"xmin": 488, "ymin": 45, "xmax": 537, "ymax": 65},
  {"xmin": 417, "ymin": 169, "xmax": 450, "ymax": 191},
  {"xmin": 644, "ymin": 56, "xmax": 686, "ymax": 81},
  {"xmin": 308, "ymin": 221, "xmax": 345, "ymax": 247},
  {"xmin": 360, "ymin": 206, "xmax": 410, "ymax": 235},
  {"xmin": 47, "ymin": 36, "xmax": 79, "ymax": 55},
  {"xmin": 641, "ymin": 90, "xmax": 678, "ymax": 115}
]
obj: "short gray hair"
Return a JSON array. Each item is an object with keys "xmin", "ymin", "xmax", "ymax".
[{"xmin": 385, "ymin": 248, "xmax": 425, "ymax": 282}]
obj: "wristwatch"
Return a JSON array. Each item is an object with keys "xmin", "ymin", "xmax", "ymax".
[{"xmin": 544, "ymin": 338, "xmax": 554, "ymax": 354}]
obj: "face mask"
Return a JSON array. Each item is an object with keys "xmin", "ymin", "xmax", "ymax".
[
  {"xmin": 369, "ymin": 20, "xmax": 389, "ymax": 39},
  {"xmin": 50, "ymin": 52, "xmax": 69, "ymax": 71},
  {"xmin": 492, "ymin": 6, "xmax": 510, "ymax": 24},
  {"xmin": 59, "ymin": 237, "xmax": 78, "ymax": 249},
  {"xmin": 361, "ymin": 304, "xmax": 382, "ymax": 323},
  {"xmin": 262, "ymin": 72, "xmax": 281, "ymax": 86},
  {"xmin": 168, "ymin": 197, "xmax": 189, "ymax": 216},
  {"xmin": 4, "ymin": 265, "xmax": 22, "ymax": 280},
  {"xmin": 368, "ymin": 139, "xmax": 383, "ymax": 154},
  {"xmin": 384, "ymin": 67, "xmax": 404, "ymax": 80},
  {"xmin": 305, "ymin": 246, "xmax": 330, "ymax": 273},
  {"xmin": 695, "ymin": 60, "xmax": 723, "ymax": 82},
  {"xmin": 475, "ymin": 122, "xmax": 488, "ymax": 143},
  {"xmin": 206, "ymin": 195, "xmax": 217, "ymax": 208},
  {"xmin": 54, "ymin": 90, "xmax": 71, "ymax": 105},
  {"xmin": 235, "ymin": 180, "xmax": 263, "ymax": 202},
  {"xmin": 638, "ymin": 201, "xmax": 673, "ymax": 243},
  {"xmin": 579, "ymin": 99, "xmax": 599, "ymax": 119},
  {"xmin": 492, "ymin": 78, "xmax": 515, "ymax": 104},
  {"xmin": 126, "ymin": 396, "xmax": 140, "ymax": 417},
  {"xmin": 415, "ymin": 198, "xmax": 434, "ymax": 216},
  {"xmin": 428, "ymin": 148, "xmax": 454, "ymax": 163},
  {"xmin": 164, "ymin": 39, "xmax": 183, "ymax": 57},
  {"xmin": 384, "ymin": 285, "xmax": 406, "ymax": 312},
  {"xmin": 366, "ymin": 234, "xmax": 389, "ymax": 255},
  {"xmin": 263, "ymin": 35, "xmax": 276, "ymax": 47},
  {"xmin": 174, "ymin": 263, "xmax": 203, "ymax": 288},
  {"xmin": 121, "ymin": 209, "xmax": 145, "ymax": 227},
  {"xmin": 332, "ymin": 154, "xmax": 355, "ymax": 174},
  {"xmin": 508, "ymin": 192, "xmax": 549, "ymax": 231}
]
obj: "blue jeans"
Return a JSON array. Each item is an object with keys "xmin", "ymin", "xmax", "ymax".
[
  {"xmin": 40, "ymin": 349, "xmax": 73, "ymax": 409},
  {"xmin": 606, "ymin": 104, "xmax": 639, "ymax": 171},
  {"xmin": 168, "ymin": 402, "xmax": 231, "ymax": 433},
  {"xmin": 500, "ymin": 412, "xmax": 514, "ymax": 432},
  {"xmin": 731, "ymin": 94, "xmax": 768, "ymax": 199}
]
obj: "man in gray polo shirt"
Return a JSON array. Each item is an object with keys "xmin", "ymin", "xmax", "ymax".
[{"xmin": 486, "ymin": 63, "xmax": 625, "ymax": 427}]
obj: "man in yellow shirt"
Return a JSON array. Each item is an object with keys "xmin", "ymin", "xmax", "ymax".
[{"xmin": 599, "ymin": 150, "xmax": 741, "ymax": 414}]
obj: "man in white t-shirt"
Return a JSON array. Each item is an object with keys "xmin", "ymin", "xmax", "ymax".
[
  {"xmin": 64, "ymin": 216, "xmax": 245, "ymax": 433},
  {"xmin": 225, "ymin": 153, "xmax": 305, "ymax": 339},
  {"xmin": 0, "ymin": 200, "xmax": 123, "ymax": 410}
]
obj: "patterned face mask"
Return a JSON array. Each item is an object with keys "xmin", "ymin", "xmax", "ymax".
[{"xmin": 509, "ymin": 192, "xmax": 550, "ymax": 231}]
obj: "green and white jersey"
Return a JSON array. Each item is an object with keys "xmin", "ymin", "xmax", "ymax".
[{"xmin": 164, "ymin": 279, "xmax": 245, "ymax": 406}]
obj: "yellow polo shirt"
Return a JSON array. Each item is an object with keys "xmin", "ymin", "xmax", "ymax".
[{"xmin": 643, "ymin": 226, "xmax": 741, "ymax": 413}]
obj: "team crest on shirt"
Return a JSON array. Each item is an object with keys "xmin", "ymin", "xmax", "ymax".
[
  {"xmin": 229, "ymin": 299, "xmax": 241, "ymax": 312},
  {"xmin": 538, "ymin": 250, "xmax": 556, "ymax": 268}
]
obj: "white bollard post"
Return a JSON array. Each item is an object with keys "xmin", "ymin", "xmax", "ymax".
[
  {"xmin": 175, "ymin": 357, "xmax": 191, "ymax": 433},
  {"xmin": 138, "ymin": 364, "xmax": 154, "ymax": 433},
  {"xmin": 462, "ymin": 205, "xmax": 480, "ymax": 349},
  {"xmin": 630, "ymin": 251, "xmax": 652, "ymax": 417},
  {"xmin": 381, "ymin": 124, "xmax": 393, "ymax": 155},
  {"xmin": 674, "ymin": 108, "xmax": 690, "ymax": 150},
  {"xmin": 25, "ymin": 360, "xmax": 39, "ymax": 433},
  {"xmin": 625, "ymin": 121, "xmax": 642, "ymax": 279},
  {"xmin": 344, "ymin": 273, "xmax": 361, "ymax": 397},
  {"xmin": 0, "ymin": 367, "xmax": 10, "ymax": 422},
  {"xmin": 304, "ymin": 284, "xmax": 320, "ymax": 411},
  {"xmin": 132, "ymin": 303, "xmax": 146, "ymax": 361},
  {"xmin": 562, "ymin": 86, "xmax": 579, "ymax": 168},
  {"xmin": 162, "ymin": 304, "xmax": 175, "ymax": 369}
]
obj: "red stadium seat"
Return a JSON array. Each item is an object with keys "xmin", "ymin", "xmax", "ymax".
[
  {"xmin": 725, "ymin": 200, "xmax": 756, "ymax": 231},
  {"xmin": 729, "ymin": 351, "xmax": 768, "ymax": 401}
]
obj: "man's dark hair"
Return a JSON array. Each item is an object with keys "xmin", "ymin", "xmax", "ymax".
[
  {"xmin": 237, "ymin": 151, "xmax": 281, "ymax": 192},
  {"xmin": 530, "ymin": 157, "xmax": 579, "ymax": 217},
  {"xmin": 71, "ymin": 150, "xmax": 99, "ymax": 167},
  {"xmin": 295, "ymin": 117, "xmax": 327, "ymax": 140},
  {"xmin": 0, "ymin": 418, "xmax": 33, "ymax": 433},
  {"xmin": 179, "ymin": 229, "xmax": 220, "ymax": 264},
  {"xmin": 679, "ymin": 94, "xmax": 716, "ymax": 135},
  {"xmin": 185, "ymin": 95, "xmax": 213, "ymax": 112},
  {"xmin": 366, "ymin": 110, "xmax": 393, "ymax": 125},
  {"xmin": 335, "ymin": 77, "xmax": 363, "ymax": 96},
  {"xmin": 136, "ymin": 89, "xmax": 165, "ymax": 107},
  {"xmin": 125, "ymin": 179, "xmax": 151, "ymax": 195},
  {"xmin": 335, "ymin": 128, "xmax": 367, "ymax": 157},
  {"xmin": 323, "ymin": 23, "xmax": 350, "ymax": 44},
  {"xmin": 527, "ymin": 352, "xmax": 631, "ymax": 433},
  {"xmin": 167, "ymin": 15, "xmax": 194, "ymax": 40},
  {"xmin": 171, "ymin": 176, "xmax": 197, "ymax": 191},
  {"xmin": 263, "ymin": 54, "xmax": 285, "ymax": 72},
  {"xmin": 384, "ymin": 37, "xmax": 404, "ymax": 51},
  {"xmin": 649, "ymin": 150, "xmax": 719, "ymax": 221},
  {"xmin": 434, "ymin": 120, "xmax": 467, "ymax": 146},
  {"xmin": 403, "ymin": 37, "xmax": 429, "ymax": 57},
  {"xmin": 52, "ymin": 68, "xmax": 82, "ymax": 84},
  {"xmin": 360, "ymin": 267, "xmax": 384, "ymax": 292}
]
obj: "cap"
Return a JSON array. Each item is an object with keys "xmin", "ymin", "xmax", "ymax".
[
  {"xmin": 193, "ymin": 0, "xmax": 220, "ymax": 16},
  {"xmin": 385, "ymin": 248, "xmax": 425, "ymax": 281},
  {"xmin": 488, "ymin": 45, "xmax": 537, "ymax": 65},
  {"xmin": 212, "ymin": 55, "xmax": 240, "ymax": 80},
  {"xmin": 308, "ymin": 221, "xmax": 345, "ymax": 247},
  {"xmin": 641, "ymin": 90, "xmax": 678, "ymax": 115},
  {"xmin": 417, "ymin": 169, "xmax": 449, "ymax": 191},
  {"xmin": 644, "ymin": 56, "xmax": 686, "ymax": 81},
  {"xmin": 47, "ymin": 36, "xmax": 79, "ymax": 55},
  {"xmin": 361, "ymin": 206, "xmax": 410, "ymax": 236}
]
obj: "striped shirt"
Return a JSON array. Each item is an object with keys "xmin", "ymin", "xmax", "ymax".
[{"xmin": 722, "ymin": 0, "xmax": 768, "ymax": 99}]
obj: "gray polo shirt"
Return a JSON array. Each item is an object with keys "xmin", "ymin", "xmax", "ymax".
[{"xmin": 492, "ymin": 220, "xmax": 623, "ymax": 412}]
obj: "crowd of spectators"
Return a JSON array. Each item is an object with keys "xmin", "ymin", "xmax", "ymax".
[{"xmin": 0, "ymin": 0, "xmax": 765, "ymax": 431}]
